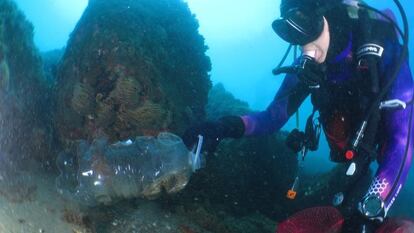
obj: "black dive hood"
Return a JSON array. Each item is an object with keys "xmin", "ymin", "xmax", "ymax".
[
  {"xmin": 272, "ymin": 8, "xmax": 324, "ymax": 46},
  {"xmin": 272, "ymin": 0, "xmax": 342, "ymax": 46}
]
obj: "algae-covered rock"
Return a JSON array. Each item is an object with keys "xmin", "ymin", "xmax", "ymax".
[
  {"xmin": 41, "ymin": 48, "xmax": 64, "ymax": 85},
  {"xmin": 291, "ymin": 164, "xmax": 373, "ymax": 216},
  {"xmin": 0, "ymin": 0, "xmax": 52, "ymax": 164},
  {"xmin": 206, "ymin": 83, "xmax": 251, "ymax": 121},
  {"xmin": 87, "ymin": 199, "xmax": 276, "ymax": 233},
  {"xmin": 175, "ymin": 84, "xmax": 298, "ymax": 220},
  {"xmin": 55, "ymin": 0, "xmax": 211, "ymax": 146},
  {"xmin": 183, "ymin": 134, "xmax": 298, "ymax": 219}
]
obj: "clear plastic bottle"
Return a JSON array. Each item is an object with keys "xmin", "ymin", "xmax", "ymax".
[{"xmin": 56, "ymin": 132, "xmax": 203, "ymax": 206}]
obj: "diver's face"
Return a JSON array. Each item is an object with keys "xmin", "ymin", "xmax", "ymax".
[{"xmin": 301, "ymin": 17, "xmax": 330, "ymax": 63}]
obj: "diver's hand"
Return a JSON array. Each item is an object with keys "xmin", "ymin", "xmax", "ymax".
[
  {"xmin": 296, "ymin": 56, "xmax": 327, "ymax": 89},
  {"xmin": 183, "ymin": 121, "xmax": 222, "ymax": 153},
  {"xmin": 182, "ymin": 116, "xmax": 245, "ymax": 153}
]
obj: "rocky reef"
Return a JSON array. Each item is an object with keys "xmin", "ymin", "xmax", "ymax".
[
  {"xmin": 54, "ymin": 0, "xmax": 212, "ymax": 147},
  {"xmin": 67, "ymin": 83, "xmax": 293, "ymax": 232},
  {"xmin": 0, "ymin": 0, "xmax": 52, "ymax": 165},
  {"xmin": 206, "ymin": 83, "xmax": 251, "ymax": 121},
  {"xmin": 290, "ymin": 164, "xmax": 373, "ymax": 216},
  {"xmin": 40, "ymin": 48, "xmax": 64, "ymax": 85},
  {"xmin": 2, "ymin": 0, "xmax": 414, "ymax": 231},
  {"xmin": 174, "ymin": 83, "xmax": 298, "ymax": 222},
  {"xmin": 0, "ymin": 0, "xmax": 303, "ymax": 232}
]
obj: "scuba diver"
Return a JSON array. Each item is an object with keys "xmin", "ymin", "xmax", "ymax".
[{"xmin": 183, "ymin": 0, "xmax": 414, "ymax": 232}]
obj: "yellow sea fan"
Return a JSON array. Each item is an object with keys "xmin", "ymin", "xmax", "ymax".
[
  {"xmin": 95, "ymin": 96, "xmax": 115, "ymax": 127},
  {"xmin": 110, "ymin": 76, "xmax": 141, "ymax": 108},
  {"xmin": 119, "ymin": 101, "xmax": 168, "ymax": 130},
  {"xmin": 71, "ymin": 82, "xmax": 95, "ymax": 115}
]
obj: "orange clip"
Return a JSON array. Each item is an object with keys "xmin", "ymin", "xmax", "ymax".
[{"xmin": 286, "ymin": 189, "xmax": 297, "ymax": 200}]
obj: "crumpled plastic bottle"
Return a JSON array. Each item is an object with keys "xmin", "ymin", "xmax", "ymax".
[{"xmin": 56, "ymin": 132, "xmax": 203, "ymax": 206}]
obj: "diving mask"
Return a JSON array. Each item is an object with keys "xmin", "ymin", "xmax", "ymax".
[{"xmin": 272, "ymin": 7, "xmax": 325, "ymax": 46}]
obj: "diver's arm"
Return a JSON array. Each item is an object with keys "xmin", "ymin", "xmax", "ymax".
[
  {"xmin": 241, "ymin": 73, "xmax": 310, "ymax": 136},
  {"xmin": 363, "ymin": 43, "xmax": 414, "ymax": 219},
  {"xmin": 183, "ymin": 72, "xmax": 309, "ymax": 150}
]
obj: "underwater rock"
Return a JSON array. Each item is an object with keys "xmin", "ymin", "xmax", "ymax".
[
  {"xmin": 41, "ymin": 48, "xmax": 64, "ymax": 85},
  {"xmin": 56, "ymin": 132, "xmax": 196, "ymax": 206},
  {"xmin": 289, "ymin": 164, "xmax": 373, "ymax": 216},
  {"xmin": 0, "ymin": 55, "xmax": 10, "ymax": 91},
  {"xmin": 55, "ymin": 0, "xmax": 211, "ymax": 146},
  {"xmin": 0, "ymin": 163, "xmax": 38, "ymax": 203},
  {"xmin": 90, "ymin": 199, "xmax": 275, "ymax": 233},
  {"xmin": 174, "ymin": 84, "xmax": 298, "ymax": 220},
  {"xmin": 71, "ymin": 82, "xmax": 95, "ymax": 116},
  {"xmin": 118, "ymin": 100, "xmax": 170, "ymax": 132},
  {"xmin": 0, "ymin": 0, "xmax": 53, "ymax": 165},
  {"xmin": 187, "ymin": 133, "xmax": 298, "ymax": 219},
  {"xmin": 206, "ymin": 83, "xmax": 251, "ymax": 121},
  {"xmin": 103, "ymin": 201, "xmax": 208, "ymax": 233}
]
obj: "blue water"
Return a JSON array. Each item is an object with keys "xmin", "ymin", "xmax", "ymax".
[{"xmin": 14, "ymin": 0, "xmax": 414, "ymax": 220}]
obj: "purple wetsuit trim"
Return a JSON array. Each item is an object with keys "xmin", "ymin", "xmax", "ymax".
[
  {"xmin": 242, "ymin": 73, "xmax": 299, "ymax": 136},
  {"xmin": 369, "ymin": 42, "xmax": 414, "ymax": 213}
]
